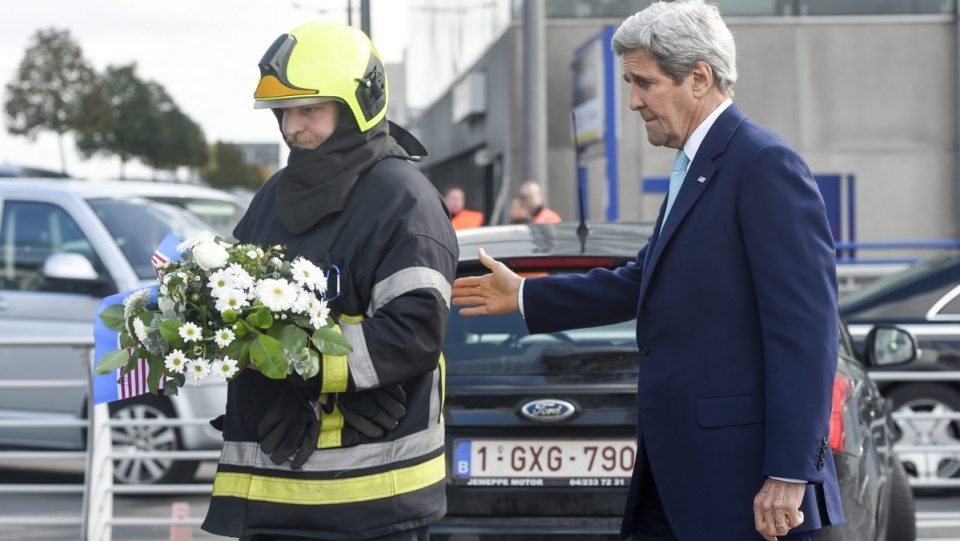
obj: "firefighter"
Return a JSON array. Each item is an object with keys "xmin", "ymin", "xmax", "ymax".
[{"xmin": 201, "ymin": 21, "xmax": 457, "ymax": 541}]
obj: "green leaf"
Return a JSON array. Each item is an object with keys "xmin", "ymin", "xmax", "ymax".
[
  {"xmin": 312, "ymin": 327, "xmax": 353, "ymax": 356},
  {"xmin": 147, "ymin": 357, "xmax": 164, "ymax": 395},
  {"xmin": 251, "ymin": 334, "xmax": 287, "ymax": 379},
  {"xmin": 99, "ymin": 305, "xmax": 126, "ymax": 332},
  {"xmin": 300, "ymin": 349, "xmax": 321, "ymax": 380},
  {"xmin": 119, "ymin": 330, "xmax": 136, "ymax": 349},
  {"xmin": 93, "ymin": 349, "xmax": 131, "ymax": 375},
  {"xmin": 223, "ymin": 338, "xmax": 251, "ymax": 366},
  {"xmin": 278, "ymin": 325, "xmax": 309, "ymax": 354},
  {"xmin": 159, "ymin": 319, "xmax": 186, "ymax": 349},
  {"xmin": 248, "ymin": 306, "xmax": 273, "ymax": 329}
]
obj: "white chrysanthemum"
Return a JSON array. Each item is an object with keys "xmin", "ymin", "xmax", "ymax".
[
  {"xmin": 207, "ymin": 269, "xmax": 235, "ymax": 295},
  {"xmin": 211, "ymin": 357, "xmax": 239, "ymax": 380},
  {"xmin": 164, "ymin": 349, "xmax": 188, "ymax": 374},
  {"xmin": 176, "ymin": 231, "xmax": 217, "ymax": 253},
  {"xmin": 246, "ymin": 249, "xmax": 259, "ymax": 260},
  {"xmin": 255, "ymin": 278, "xmax": 298, "ymax": 311},
  {"xmin": 132, "ymin": 318, "xmax": 150, "ymax": 342},
  {"xmin": 214, "ymin": 328, "xmax": 236, "ymax": 348},
  {"xmin": 122, "ymin": 288, "xmax": 153, "ymax": 320},
  {"xmin": 179, "ymin": 322, "xmax": 203, "ymax": 342},
  {"xmin": 184, "ymin": 359, "xmax": 211, "ymax": 385},
  {"xmin": 291, "ymin": 290, "xmax": 314, "ymax": 314},
  {"xmin": 309, "ymin": 300, "xmax": 331, "ymax": 330},
  {"xmin": 215, "ymin": 288, "xmax": 249, "ymax": 312},
  {"xmin": 225, "ymin": 264, "xmax": 255, "ymax": 291},
  {"xmin": 290, "ymin": 258, "xmax": 327, "ymax": 293}
]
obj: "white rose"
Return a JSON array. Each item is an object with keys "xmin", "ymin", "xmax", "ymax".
[{"xmin": 192, "ymin": 242, "xmax": 230, "ymax": 270}]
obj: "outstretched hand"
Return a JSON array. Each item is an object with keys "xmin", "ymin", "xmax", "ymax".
[{"xmin": 451, "ymin": 248, "xmax": 523, "ymax": 316}]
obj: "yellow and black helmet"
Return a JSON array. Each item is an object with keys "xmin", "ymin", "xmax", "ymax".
[{"xmin": 253, "ymin": 21, "xmax": 388, "ymax": 133}]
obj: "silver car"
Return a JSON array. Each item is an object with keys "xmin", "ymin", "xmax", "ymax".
[{"xmin": 0, "ymin": 178, "xmax": 248, "ymax": 484}]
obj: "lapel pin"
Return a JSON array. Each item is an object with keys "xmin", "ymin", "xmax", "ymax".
[{"xmin": 697, "ymin": 176, "xmax": 706, "ymax": 183}]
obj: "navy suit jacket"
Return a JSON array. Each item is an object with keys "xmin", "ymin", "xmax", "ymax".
[{"xmin": 524, "ymin": 103, "xmax": 844, "ymax": 540}]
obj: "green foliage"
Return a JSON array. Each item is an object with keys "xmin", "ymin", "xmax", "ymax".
[
  {"xmin": 3, "ymin": 28, "xmax": 98, "ymax": 139},
  {"xmin": 202, "ymin": 141, "xmax": 264, "ymax": 190},
  {"xmin": 74, "ymin": 64, "xmax": 208, "ymax": 177}
]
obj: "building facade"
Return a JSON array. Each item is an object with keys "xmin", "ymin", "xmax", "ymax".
[{"xmin": 409, "ymin": 1, "xmax": 960, "ymax": 253}]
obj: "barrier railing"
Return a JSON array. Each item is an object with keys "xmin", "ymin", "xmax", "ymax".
[
  {"xmin": 0, "ymin": 337, "xmax": 91, "ymax": 533},
  {"xmin": 834, "ymin": 239, "xmax": 959, "ymax": 293}
]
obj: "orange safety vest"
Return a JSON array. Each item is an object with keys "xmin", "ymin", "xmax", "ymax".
[
  {"xmin": 451, "ymin": 209, "xmax": 485, "ymax": 230},
  {"xmin": 532, "ymin": 207, "xmax": 562, "ymax": 224}
]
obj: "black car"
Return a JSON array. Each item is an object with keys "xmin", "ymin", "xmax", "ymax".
[
  {"xmin": 840, "ymin": 250, "xmax": 960, "ymax": 486},
  {"xmin": 435, "ymin": 222, "xmax": 916, "ymax": 541}
]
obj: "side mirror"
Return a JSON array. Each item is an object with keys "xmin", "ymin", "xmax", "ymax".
[
  {"xmin": 863, "ymin": 325, "xmax": 917, "ymax": 367},
  {"xmin": 42, "ymin": 253, "xmax": 117, "ymax": 296},
  {"xmin": 43, "ymin": 252, "xmax": 99, "ymax": 280}
]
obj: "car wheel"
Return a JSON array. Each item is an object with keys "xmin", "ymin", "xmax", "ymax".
[
  {"xmin": 886, "ymin": 384, "xmax": 960, "ymax": 483},
  {"xmin": 884, "ymin": 459, "xmax": 916, "ymax": 541},
  {"xmin": 108, "ymin": 395, "xmax": 199, "ymax": 485}
]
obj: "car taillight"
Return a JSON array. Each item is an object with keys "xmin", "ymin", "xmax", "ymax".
[
  {"xmin": 829, "ymin": 374, "xmax": 853, "ymax": 453},
  {"xmin": 504, "ymin": 257, "xmax": 618, "ymax": 271}
]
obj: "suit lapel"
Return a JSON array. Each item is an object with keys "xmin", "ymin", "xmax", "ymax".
[{"xmin": 637, "ymin": 103, "xmax": 748, "ymax": 305}]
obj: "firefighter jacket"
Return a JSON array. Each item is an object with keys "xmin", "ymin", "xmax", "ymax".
[{"xmin": 202, "ymin": 155, "xmax": 458, "ymax": 540}]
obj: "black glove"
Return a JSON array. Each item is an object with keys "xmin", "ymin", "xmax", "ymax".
[
  {"xmin": 257, "ymin": 386, "xmax": 321, "ymax": 470},
  {"xmin": 335, "ymin": 383, "xmax": 407, "ymax": 439}
]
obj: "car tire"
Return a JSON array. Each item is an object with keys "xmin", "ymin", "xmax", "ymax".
[
  {"xmin": 108, "ymin": 394, "xmax": 199, "ymax": 485},
  {"xmin": 885, "ymin": 383, "xmax": 960, "ymax": 485},
  {"xmin": 884, "ymin": 459, "xmax": 916, "ymax": 541}
]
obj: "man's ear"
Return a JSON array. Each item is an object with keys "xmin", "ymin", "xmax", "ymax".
[{"xmin": 689, "ymin": 61, "xmax": 715, "ymax": 97}]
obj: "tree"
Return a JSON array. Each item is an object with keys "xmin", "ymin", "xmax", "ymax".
[
  {"xmin": 202, "ymin": 142, "xmax": 263, "ymax": 190},
  {"xmin": 75, "ymin": 64, "xmax": 208, "ymax": 179},
  {"xmin": 142, "ymin": 101, "xmax": 209, "ymax": 177},
  {"xmin": 3, "ymin": 28, "xmax": 99, "ymax": 174}
]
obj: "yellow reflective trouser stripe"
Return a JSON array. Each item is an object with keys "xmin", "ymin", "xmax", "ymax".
[{"xmin": 212, "ymin": 454, "xmax": 445, "ymax": 505}]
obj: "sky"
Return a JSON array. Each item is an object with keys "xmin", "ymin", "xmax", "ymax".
[{"xmin": 0, "ymin": 0, "xmax": 411, "ymax": 180}]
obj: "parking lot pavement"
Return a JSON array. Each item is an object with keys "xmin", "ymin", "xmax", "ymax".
[{"xmin": 0, "ymin": 462, "xmax": 957, "ymax": 541}]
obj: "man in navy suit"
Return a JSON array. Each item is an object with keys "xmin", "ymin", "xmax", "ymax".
[{"xmin": 450, "ymin": 1, "xmax": 843, "ymax": 539}]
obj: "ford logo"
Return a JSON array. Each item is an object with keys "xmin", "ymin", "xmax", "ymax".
[{"xmin": 519, "ymin": 399, "xmax": 577, "ymax": 423}]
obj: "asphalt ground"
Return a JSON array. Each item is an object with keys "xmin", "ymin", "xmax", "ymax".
[{"xmin": 0, "ymin": 461, "xmax": 957, "ymax": 541}]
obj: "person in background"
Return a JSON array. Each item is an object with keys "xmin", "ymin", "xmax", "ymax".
[
  {"xmin": 201, "ymin": 20, "xmax": 457, "ymax": 541},
  {"xmin": 518, "ymin": 180, "xmax": 561, "ymax": 223},
  {"xmin": 443, "ymin": 184, "xmax": 485, "ymax": 230},
  {"xmin": 507, "ymin": 195, "xmax": 532, "ymax": 224},
  {"xmin": 450, "ymin": 1, "xmax": 843, "ymax": 540}
]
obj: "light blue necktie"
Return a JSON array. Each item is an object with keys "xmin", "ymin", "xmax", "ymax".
[{"xmin": 661, "ymin": 149, "xmax": 690, "ymax": 230}]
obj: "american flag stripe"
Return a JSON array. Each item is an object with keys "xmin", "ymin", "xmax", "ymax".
[
  {"xmin": 152, "ymin": 251, "xmax": 171, "ymax": 278},
  {"xmin": 117, "ymin": 356, "xmax": 164, "ymax": 400}
]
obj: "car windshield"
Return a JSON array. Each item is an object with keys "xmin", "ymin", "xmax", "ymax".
[
  {"xmin": 88, "ymin": 197, "xmax": 216, "ymax": 280},
  {"xmin": 143, "ymin": 196, "xmax": 246, "ymax": 234},
  {"xmin": 838, "ymin": 250, "xmax": 960, "ymax": 318},
  {"xmin": 444, "ymin": 305, "xmax": 638, "ymax": 375}
]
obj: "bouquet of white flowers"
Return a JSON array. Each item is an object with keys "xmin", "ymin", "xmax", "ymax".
[{"xmin": 94, "ymin": 231, "xmax": 352, "ymax": 396}]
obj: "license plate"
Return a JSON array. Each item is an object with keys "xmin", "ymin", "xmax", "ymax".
[{"xmin": 452, "ymin": 439, "xmax": 635, "ymax": 487}]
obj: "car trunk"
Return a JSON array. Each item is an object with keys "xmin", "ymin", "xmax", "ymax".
[{"xmin": 442, "ymin": 307, "xmax": 639, "ymax": 529}]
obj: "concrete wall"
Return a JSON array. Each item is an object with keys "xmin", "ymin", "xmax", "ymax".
[{"xmin": 411, "ymin": 15, "xmax": 959, "ymax": 244}]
